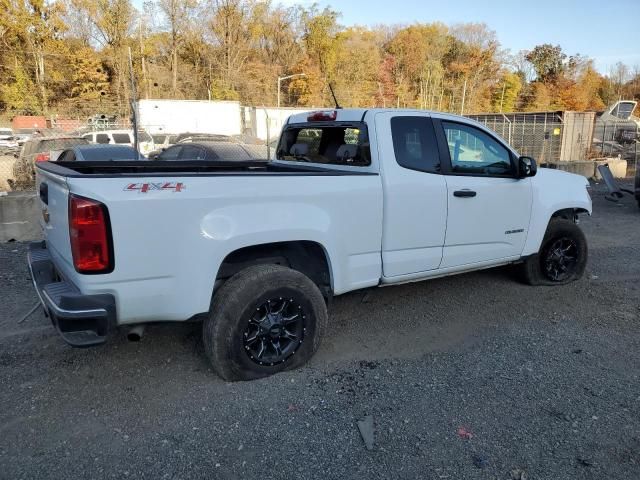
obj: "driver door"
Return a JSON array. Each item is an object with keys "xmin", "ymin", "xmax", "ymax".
[{"xmin": 435, "ymin": 119, "xmax": 533, "ymax": 269}]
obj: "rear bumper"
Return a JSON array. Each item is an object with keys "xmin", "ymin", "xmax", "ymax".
[{"xmin": 27, "ymin": 241, "xmax": 116, "ymax": 347}]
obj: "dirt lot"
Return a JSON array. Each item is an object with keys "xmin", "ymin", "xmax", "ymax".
[{"xmin": 1, "ymin": 182, "xmax": 639, "ymax": 480}]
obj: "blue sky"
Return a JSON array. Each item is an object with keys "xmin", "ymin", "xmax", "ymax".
[{"xmin": 278, "ymin": 0, "xmax": 639, "ymax": 73}]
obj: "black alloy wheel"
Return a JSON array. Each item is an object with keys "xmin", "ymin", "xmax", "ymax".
[
  {"xmin": 542, "ymin": 237, "xmax": 579, "ymax": 282},
  {"xmin": 243, "ymin": 297, "xmax": 305, "ymax": 366}
]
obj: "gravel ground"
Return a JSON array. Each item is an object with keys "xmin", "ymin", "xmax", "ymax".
[{"xmin": 1, "ymin": 182, "xmax": 639, "ymax": 480}]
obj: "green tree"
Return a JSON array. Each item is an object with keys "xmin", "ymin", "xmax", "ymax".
[
  {"xmin": 525, "ymin": 44, "xmax": 566, "ymax": 82},
  {"xmin": 0, "ymin": 61, "xmax": 40, "ymax": 113},
  {"xmin": 300, "ymin": 5, "xmax": 341, "ymax": 82},
  {"xmin": 492, "ymin": 71, "xmax": 522, "ymax": 112}
]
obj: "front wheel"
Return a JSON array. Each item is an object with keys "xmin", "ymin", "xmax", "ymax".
[
  {"xmin": 203, "ymin": 264, "xmax": 328, "ymax": 381},
  {"xmin": 521, "ymin": 218, "xmax": 588, "ymax": 286}
]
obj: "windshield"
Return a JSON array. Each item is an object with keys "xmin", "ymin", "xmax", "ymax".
[
  {"xmin": 611, "ymin": 101, "xmax": 636, "ymax": 120},
  {"xmin": 81, "ymin": 146, "xmax": 139, "ymax": 161}
]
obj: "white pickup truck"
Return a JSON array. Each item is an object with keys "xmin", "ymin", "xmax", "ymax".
[{"xmin": 28, "ymin": 109, "xmax": 592, "ymax": 381}]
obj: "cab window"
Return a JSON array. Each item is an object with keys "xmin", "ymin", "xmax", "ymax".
[{"xmin": 441, "ymin": 121, "xmax": 513, "ymax": 176}]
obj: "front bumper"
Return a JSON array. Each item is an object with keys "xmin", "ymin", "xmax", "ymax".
[{"xmin": 27, "ymin": 241, "xmax": 116, "ymax": 347}]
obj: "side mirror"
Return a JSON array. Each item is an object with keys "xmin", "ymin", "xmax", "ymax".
[{"xmin": 518, "ymin": 156, "xmax": 537, "ymax": 178}]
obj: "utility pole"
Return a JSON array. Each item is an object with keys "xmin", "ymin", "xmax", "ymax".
[
  {"xmin": 460, "ymin": 77, "xmax": 468, "ymax": 115},
  {"xmin": 128, "ymin": 47, "xmax": 140, "ymax": 161},
  {"xmin": 277, "ymin": 73, "xmax": 306, "ymax": 108}
]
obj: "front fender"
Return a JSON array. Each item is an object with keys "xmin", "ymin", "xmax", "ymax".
[{"xmin": 521, "ymin": 168, "xmax": 592, "ymax": 256}]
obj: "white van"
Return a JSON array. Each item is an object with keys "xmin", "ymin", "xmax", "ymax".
[{"xmin": 82, "ymin": 130, "xmax": 155, "ymax": 155}]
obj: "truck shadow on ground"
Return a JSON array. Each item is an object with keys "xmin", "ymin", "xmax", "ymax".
[{"xmin": 86, "ymin": 264, "xmax": 548, "ymax": 374}]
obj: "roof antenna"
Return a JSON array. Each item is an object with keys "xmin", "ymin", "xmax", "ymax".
[{"xmin": 328, "ymin": 83, "xmax": 342, "ymax": 109}]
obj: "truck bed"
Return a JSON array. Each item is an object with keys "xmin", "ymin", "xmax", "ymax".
[{"xmin": 38, "ymin": 160, "xmax": 375, "ymax": 177}]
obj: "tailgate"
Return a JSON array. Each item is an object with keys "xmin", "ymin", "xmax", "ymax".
[{"xmin": 36, "ymin": 168, "xmax": 75, "ymax": 278}]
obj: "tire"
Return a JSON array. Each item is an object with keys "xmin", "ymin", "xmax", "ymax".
[
  {"xmin": 521, "ymin": 218, "xmax": 588, "ymax": 286},
  {"xmin": 203, "ymin": 264, "xmax": 328, "ymax": 381}
]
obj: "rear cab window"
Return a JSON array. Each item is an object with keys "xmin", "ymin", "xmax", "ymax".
[{"xmin": 276, "ymin": 122, "xmax": 371, "ymax": 166}]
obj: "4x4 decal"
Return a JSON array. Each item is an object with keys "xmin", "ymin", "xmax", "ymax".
[{"xmin": 124, "ymin": 182, "xmax": 185, "ymax": 193}]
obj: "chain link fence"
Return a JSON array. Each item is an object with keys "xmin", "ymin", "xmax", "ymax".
[{"xmin": 468, "ymin": 109, "xmax": 639, "ymax": 169}]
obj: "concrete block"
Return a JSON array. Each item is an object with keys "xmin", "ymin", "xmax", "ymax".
[
  {"xmin": 0, "ymin": 155, "xmax": 17, "ymax": 192},
  {"xmin": 0, "ymin": 191, "xmax": 43, "ymax": 242},
  {"xmin": 594, "ymin": 159, "xmax": 628, "ymax": 179}
]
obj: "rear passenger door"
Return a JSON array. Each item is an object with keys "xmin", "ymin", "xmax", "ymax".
[{"xmin": 375, "ymin": 112, "xmax": 448, "ymax": 277}]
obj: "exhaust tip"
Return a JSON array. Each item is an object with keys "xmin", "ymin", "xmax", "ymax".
[{"xmin": 127, "ymin": 325, "xmax": 145, "ymax": 342}]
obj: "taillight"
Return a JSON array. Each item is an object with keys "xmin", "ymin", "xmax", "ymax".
[
  {"xmin": 307, "ymin": 110, "xmax": 337, "ymax": 122},
  {"xmin": 35, "ymin": 152, "xmax": 50, "ymax": 162},
  {"xmin": 69, "ymin": 195, "xmax": 113, "ymax": 273}
]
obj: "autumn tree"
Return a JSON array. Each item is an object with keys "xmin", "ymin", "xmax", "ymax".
[
  {"xmin": 158, "ymin": 0, "xmax": 195, "ymax": 96},
  {"xmin": 492, "ymin": 71, "xmax": 522, "ymax": 112},
  {"xmin": 0, "ymin": 1, "xmax": 635, "ymax": 117}
]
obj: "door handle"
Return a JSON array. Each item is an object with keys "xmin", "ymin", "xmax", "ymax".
[{"xmin": 453, "ymin": 190, "xmax": 476, "ymax": 198}]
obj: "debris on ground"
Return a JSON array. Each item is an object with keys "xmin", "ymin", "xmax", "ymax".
[
  {"xmin": 471, "ymin": 453, "xmax": 489, "ymax": 468},
  {"xmin": 457, "ymin": 426, "xmax": 473, "ymax": 440},
  {"xmin": 357, "ymin": 415, "xmax": 374, "ymax": 451},
  {"xmin": 510, "ymin": 468, "xmax": 528, "ymax": 480},
  {"xmin": 577, "ymin": 456, "xmax": 595, "ymax": 467}
]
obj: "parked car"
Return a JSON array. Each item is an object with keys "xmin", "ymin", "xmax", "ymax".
[
  {"xmin": 151, "ymin": 141, "xmax": 269, "ymax": 161},
  {"xmin": 151, "ymin": 133, "xmax": 178, "ymax": 149},
  {"xmin": 14, "ymin": 133, "xmax": 32, "ymax": 146},
  {"xmin": 81, "ymin": 130, "xmax": 155, "ymax": 156},
  {"xmin": 29, "ymin": 108, "xmax": 591, "ymax": 381},
  {"xmin": 0, "ymin": 127, "xmax": 13, "ymax": 140},
  {"xmin": 175, "ymin": 132, "xmax": 233, "ymax": 143},
  {"xmin": 0, "ymin": 136, "xmax": 20, "ymax": 149},
  {"xmin": 10, "ymin": 136, "xmax": 89, "ymax": 189},
  {"xmin": 57, "ymin": 144, "xmax": 143, "ymax": 162},
  {"xmin": 146, "ymin": 133, "xmax": 179, "ymax": 159}
]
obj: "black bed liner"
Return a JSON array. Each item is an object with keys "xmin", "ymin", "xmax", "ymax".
[{"xmin": 37, "ymin": 160, "xmax": 377, "ymax": 178}]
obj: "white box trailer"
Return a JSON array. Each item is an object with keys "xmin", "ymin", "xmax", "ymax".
[
  {"xmin": 242, "ymin": 107, "xmax": 315, "ymax": 142},
  {"xmin": 138, "ymin": 99, "xmax": 242, "ymax": 136}
]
